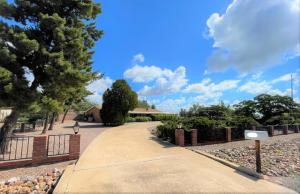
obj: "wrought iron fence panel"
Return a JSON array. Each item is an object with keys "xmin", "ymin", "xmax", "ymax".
[
  {"xmin": 47, "ymin": 134, "xmax": 70, "ymax": 156},
  {"xmin": 0, "ymin": 136, "xmax": 34, "ymax": 161},
  {"xmin": 273, "ymin": 125, "xmax": 285, "ymax": 135},
  {"xmin": 288, "ymin": 125, "xmax": 297, "ymax": 133}
]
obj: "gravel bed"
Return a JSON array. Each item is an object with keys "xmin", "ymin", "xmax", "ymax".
[
  {"xmin": 189, "ymin": 133, "xmax": 300, "ymax": 193},
  {"xmin": 0, "ymin": 168, "xmax": 64, "ymax": 193}
]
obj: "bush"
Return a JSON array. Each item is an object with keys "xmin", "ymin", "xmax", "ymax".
[
  {"xmin": 126, "ymin": 117, "xmax": 136, "ymax": 122},
  {"xmin": 135, "ymin": 116, "xmax": 152, "ymax": 122},
  {"xmin": 156, "ymin": 120, "xmax": 178, "ymax": 143},
  {"xmin": 152, "ymin": 114, "xmax": 177, "ymax": 121}
]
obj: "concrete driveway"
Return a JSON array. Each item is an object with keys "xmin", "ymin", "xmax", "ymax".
[{"xmin": 55, "ymin": 122, "xmax": 296, "ymax": 193}]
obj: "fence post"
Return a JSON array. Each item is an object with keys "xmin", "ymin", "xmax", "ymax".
[
  {"xmin": 20, "ymin": 123, "xmax": 25, "ymax": 132},
  {"xmin": 252, "ymin": 126, "xmax": 256, "ymax": 131},
  {"xmin": 296, "ymin": 124, "xmax": 299, "ymax": 133},
  {"xmin": 69, "ymin": 134, "xmax": 81, "ymax": 160},
  {"xmin": 32, "ymin": 136, "xmax": 48, "ymax": 164},
  {"xmin": 190, "ymin": 129, "xmax": 197, "ymax": 146},
  {"xmin": 268, "ymin": 126, "xmax": 274, "ymax": 137},
  {"xmin": 226, "ymin": 128, "xmax": 232, "ymax": 142},
  {"xmin": 175, "ymin": 129, "xmax": 184, "ymax": 147},
  {"xmin": 283, "ymin": 125, "xmax": 288, "ymax": 135}
]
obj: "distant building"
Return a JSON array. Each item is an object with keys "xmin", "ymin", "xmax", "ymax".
[
  {"xmin": 84, "ymin": 106, "xmax": 102, "ymax": 123},
  {"xmin": 82, "ymin": 106, "xmax": 172, "ymax": 123}
]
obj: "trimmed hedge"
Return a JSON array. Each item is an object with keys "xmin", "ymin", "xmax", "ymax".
[
  {"xmin": 135, "ymin": 116, "xmax": 152, "ymax": 122},
  {"xmin": 152, "ymin": 114, "xmax": 177, "ymax": 121},
  {"xmin": 126, "ymin": 117, "xmax": 136, "ymax": 122}
]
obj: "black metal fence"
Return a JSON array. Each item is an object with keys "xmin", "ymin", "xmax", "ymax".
[
  {"xmin": 273, "ymin": 125, "xmax": 284, "ymax": 135},
  {"xmin": 0, "ymin": 136, "xmax": 34, "ymax": 161},
  {"xmin": 47, "ymin": 134, "xmax": 70, "ymax": 156}
]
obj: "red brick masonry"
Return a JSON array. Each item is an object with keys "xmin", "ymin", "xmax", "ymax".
[{"xmin": 0, "ymin": 134, "xmax": 80, "ymax": 169}]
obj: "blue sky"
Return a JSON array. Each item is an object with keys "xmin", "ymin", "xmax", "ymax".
[{"xmin": 85, "ymin": 0, "xmax": 300, "ymax": 112}]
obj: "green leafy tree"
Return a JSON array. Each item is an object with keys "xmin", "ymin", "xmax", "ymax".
[
  {"xmin": 101, "ymin": 80, "xmax": 138, "ymax": 126},
  {"xmin": 234, "ymin": 94, "xmax": 299, "ymax": 124},
  {"xmin": 0, "ymin": 0, "xmax": 102, "ymax": 150}
]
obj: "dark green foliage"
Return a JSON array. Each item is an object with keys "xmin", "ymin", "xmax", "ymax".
[
  {"xmin": 234, "ymin": 94, "xmax": 299, "ymax": 124},
  {"xmin": 134, "ymin": 116, "xmax": 152, "ymax": 122},
  {"xmin": 152, "ymin": 114, "xmax": 177, "ymax": 121},
  {"xmin": 156, "ymin": 120, "xmax": 178, "ymax": 143},
  {"xmin": 101, "ymin": 80, "xmax": 138, "ymax": 126},
  {"xmin": 125, "ymin": 117, "xmax": 136, "ymax": 122},
  {"xmin": 0, "ymin": 0, "xmax": 102, "ymax": 144}
]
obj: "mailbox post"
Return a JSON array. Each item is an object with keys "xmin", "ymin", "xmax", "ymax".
[{"xmin": 244, "ymin": 130, "xmax": 269, "ymax": 173}]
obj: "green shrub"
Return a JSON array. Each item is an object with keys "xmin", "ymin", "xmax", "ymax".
[
  {"xmin": 152, "ymin": 114, "xmax": 178, "ymax": 121},
  {"xmin": 156, "ymin": 120, "xmax": 178, "ymax": 143},
  {"xmin": 135, "ymin": 116, "xmax": 152, "ymax": 122},
  {"xmin": 126, "ymin": 117, "xmax": 136, "ymax": 122}
]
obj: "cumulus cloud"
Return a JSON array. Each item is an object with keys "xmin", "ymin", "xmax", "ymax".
[
  {"xmin": 138, "ymin": 66, "xmax": 188, "ymax": 96},
  {"xmin": 86, "ymin": 77, "xmax": 114, "ymax": 104},
  {"xmin": 206, "ymin": 0, "xmax": 300, "ymax": 72},
  {"xmin": 184, "ymin": 78, "xmax": 240, "ymax": 94},
  {"xmin": 132, "ymin": 53, "xmax": 145, "ymax": 63},
  {"xmin": 124, "ymin": 65, "xmax": 171, "ymax": 83},
  {"xmin": 239, "ymin": 79, "xmax": 295, "ymax": 96},
  {"xmin": 156, "ymin": 97, "xmax": 186, "ymax": 113}
]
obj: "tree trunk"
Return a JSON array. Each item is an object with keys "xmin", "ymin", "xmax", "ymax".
[
  {"xmin": 0, "ymin": 110, "xmax": 19, "ymax": 154},
  {"xmin": 48, "ymin": 112, "xmax": 56, "ymax": 130},
  {"xmin": 41, "ymin": 112, "xmax": 49, "ymax": 134},
  {"xmin": 61, "ymin": 108, "xmax": 69, "ymax": 123}
]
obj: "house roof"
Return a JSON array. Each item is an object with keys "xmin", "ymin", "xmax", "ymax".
[{"xmin": 85, "ymin": 105, "xmax": 102, "ymax": 113}]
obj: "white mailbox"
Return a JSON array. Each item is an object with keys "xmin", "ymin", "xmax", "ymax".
[{"xmin": 244, "ymin": 130, "xmax": 269, "ymax": 140}]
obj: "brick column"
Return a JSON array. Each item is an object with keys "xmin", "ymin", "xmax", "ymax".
[
  {"xmin": 226, "ymin": 128, "xmax": 231, "ymax": 142},
  {"xmin": 283, "ymin": 125, "xmax": 288, "ymax": 135},
  {"xmin": 296, "ymin": 124, "xmax": 299, "ymax": 133},
  {"xmin": 175, "ymin": 129, "xmax": 184, "ymax": 147},
  {"xmin": 69, "ymin": 134, "xmax": 81, "ymax": 160},
  {"xmin": 252, "ymin": 126, "xmax": 256, "ymax": 131},
  {"xmin": 32, "ymin": 136, "xmax": 48, "ymax": 164},
  {"xmin": 269, "ymin": 126, "xmax": 274, "ymax": 137},
  {"xmin": 190, "ymin": 129, "xmax": 197, "ymax": 146}
]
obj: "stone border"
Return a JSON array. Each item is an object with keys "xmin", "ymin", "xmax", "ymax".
[{"xmin": 188, "ymin": 148, "xmax": 268, "ymax": 180}]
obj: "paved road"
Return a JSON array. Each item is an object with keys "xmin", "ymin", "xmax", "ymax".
[{"xmin": 55, "ymin": 122, "xmax": 296, "ymax": 193}]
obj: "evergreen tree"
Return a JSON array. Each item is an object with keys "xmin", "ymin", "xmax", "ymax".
[
  {"xmin": 0, "ymin": 0, "xmax": 102, "ymax": 150},
  {"xmin": 101, "ymin": 80, "xmax": 138, "ymax": 126}
]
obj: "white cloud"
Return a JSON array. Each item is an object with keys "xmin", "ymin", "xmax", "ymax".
[
  {"xmin": 86, "ymin": 77, "xmax": 114, "ymax": 104},
  {"xmin": 206, "ymin": 0, "xmax": 300, "ymax": 72},
  {"xmin": 124, "ymin": 65, "xmax": 187, "ymax": 96},
  {"xmin": 239, "ymin": 80, "xmax": 295, "ymax": 96},
  {"xmin": 124, "ymin": 65, "xmax": 169, "ymax": 83},
  {"xmin": 156, "ymin": 97, "xmax": 186, "ymax": 113},
  {"xmin": 132, "ymin": 53, "xmax": 145, "ymax": 63},
  {"xmin": 272, "ymin": 73, "xmax": 295, "ymax": 84},
  {"xmin": 184, "ymin": 78, "xmax": 240, "ymax": 94}
]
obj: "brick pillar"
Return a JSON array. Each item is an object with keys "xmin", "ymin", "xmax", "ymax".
[
  {"xmin": 296, "ymin": 124, "xmax": 299, "ymax": 133},
  {"xmin": 175, "ymin": 129, "xmax": 184, "ymax": 147},
  {"xmin": 252, "ymin": 126, "xmax": 256, "ymax": 131},
  {"xmin": 226, "ymin": 128, "xmax": 231, "ymax": 142},
  {"xmin": 32, "ymin": 136, "xmax": 48, "ymax": 164},
  {"xmin": 269, "ymin": 126, "xmax": 274, "ymax": 137},
  {"xmin": 69, "ymin": 134, "xmax": 81, "ymax": 160},
  {"xmin": 190, "ymin": 129, "xmax": 197, "ymax": 146},
  {"xmin": 283, "ymin": 125, "xmax": 288, "ymax": 135}
]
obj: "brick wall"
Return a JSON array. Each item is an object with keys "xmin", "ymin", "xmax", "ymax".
[{"xmin": 0, "ymin": 134, "xmax": 81, "ymax": 169}]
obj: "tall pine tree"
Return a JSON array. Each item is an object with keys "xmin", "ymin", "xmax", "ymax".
[{"xmin": 0, "ymin": 0, "xmax": 102, "ymax": 150}]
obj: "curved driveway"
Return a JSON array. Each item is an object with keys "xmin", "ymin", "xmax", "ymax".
[{"xmin": 55, "ymin": 122, "xmax": 296, "ymax": 193}]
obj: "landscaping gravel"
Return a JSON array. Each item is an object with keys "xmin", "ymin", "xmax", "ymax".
[
  {"xmin": 0, "ymin": 168, "xmax": 63, "ymax": 193},
  {"xmin": 189, "ymin": 133, "xmax": 300, "ymax": 193}
]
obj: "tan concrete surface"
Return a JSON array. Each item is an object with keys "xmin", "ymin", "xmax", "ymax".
[{"xmin": 55, "ymin": 122, "xmax": 296, "ymax": 193}]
